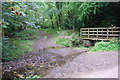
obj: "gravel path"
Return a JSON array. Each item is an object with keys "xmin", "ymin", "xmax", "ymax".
[
  {"xmin": 45, "ymin": 51, "xmax": 118, "ymax": 78},
  {"xmin": 2, "ymin": 31, "xmax": 119, "ymax": 79},
  {"xmin": 34, "ymin": 31, "xmax": 119, "ymax": 78},
  {"xmin": 34, "ymin": 31, "xmax": 64, "ymax": 51}
]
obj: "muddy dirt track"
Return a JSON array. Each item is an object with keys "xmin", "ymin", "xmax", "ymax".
[
  {"xmin": 34, "ymin": 31, "xmax": 119, "ymax": 78},
  {"xmin": 2, "ymin": 31, "xmax": 119, "ymax": 79}
]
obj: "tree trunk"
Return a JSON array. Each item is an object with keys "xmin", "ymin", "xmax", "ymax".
[{"xmin": 56, "ymin": 2, "xmax": 63, "ymax": 28}]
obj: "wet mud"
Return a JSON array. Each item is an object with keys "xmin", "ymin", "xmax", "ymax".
[{"xmin": 2, "ymin": 48, "xmax": 86, "ymax": 79}]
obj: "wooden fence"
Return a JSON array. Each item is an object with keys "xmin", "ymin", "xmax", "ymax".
[{"xmin": 80, "ymin": 27, "xmax": 120, "ymax": 40}]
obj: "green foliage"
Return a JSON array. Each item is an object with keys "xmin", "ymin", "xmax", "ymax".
[
  {"xmin": 71, "ymin": 33, "xmax": 82, "ymax": 47},
  {"xmin": 43, "ymin": 28, "xmax": 83, "ymax": 47},
  {"xmin": 46, "ymin": 28, "xmax": 119, "ymax": 51},
  {"xmin": 91, "ymin": 40, "xmax": 119, "ymax": 52},
  {"xmin": 54, "ymin": 34, "xmax": 82, "ymax": 47},
  {"xmin": 41, "ymin": 28, "xmax": 60, "ymax": 37},
  {"xmin": 20, "ymin": 75, "xmax": 42, "ymax": 79},
  {"xmin": 2, "ymin": 29, "xmax": 39, "ymax": 61},
  {"xmin": 100, "ymin": 16, "xmax": 117, "ymax": 27},
  {"xmin": 13, "ymin": 75, "xmax": 42, "ymax": 80},
  {"xmin": 2, "ymin": 2, "xmax": 119, "ymax": 36},
  {"xmin": 2, "ymin": 2, "xmax": 41, "ymax": 36},
  {"xmin": 15, "ymin": 29, "xmax": 39, "ymax": 40},
  {"xmin": 42, "ymin": 28, "xmax": 73, "ymax": 47},
  {"xmin": 2, "ymin": 2, "xmax": 120, "ymax": 61},
  {"xmin": 44, "ymin": 36, "xmax": 48, "ymax": 39},
  {"xmin": 53, "ymin": 30, "xmax": 83, "ymax": 47},
  {"xmin": 2, "ymin": 38, "xmax": 33, "ymax": 61},
  {"xmin": 2, "ymin": 38, "xmax": 16, "ymax": 61},
  {"xmin": 54, "ymin": 37, "xmax": 72, "ymax": 47},
  {"xmin": 58, "ymin": 30, "xmax": 75, "ymax": 36}
]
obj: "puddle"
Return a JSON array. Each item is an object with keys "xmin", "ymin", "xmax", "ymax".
[
  {"xmin": 2, "ymin": 50, "xmax": 66, "ymax": 79},
  {"xmin": 2, "ymin": 49, "xmax": 85, "ymax": 79},
  {"xmin": 64, "ymin": 52, "xmax": 81, "ymax": 61},
  {"xmin": 43, "ymin": 46, "xmax": 66, "ymax": 50}
]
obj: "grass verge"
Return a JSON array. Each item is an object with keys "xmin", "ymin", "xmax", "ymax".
[
  {"xmin": 40, "ymin": 28, "xmax": 88, "ymax": 48},
  {"xmin": 40, "ymin": 28, "xmax": 119, "ymax": 52},
  {"xmin": 90, "ymin": 40, "xmax": 120, "ymax": 52},
  {"xmin": 2, "ymin": 29, "xmax": 39, "ymax": 61}
]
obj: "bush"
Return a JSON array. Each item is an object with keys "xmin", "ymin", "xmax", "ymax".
[
  {"xmin": 42, "ymin": 28, "xmax": 83, "ymax": 47},
  {"xmin": 2, "ymin": 37, "xmax": 33, "ymax": 61},
  {"xmin": 54, "ymin": 37, "xmax": 72, "ymax": 47},
  {"xmin": 2, "ymin": 29, "xmax": 39, "ymax": 61},
  {"xmin": 41, "ymin": 28, "xmax": 60, "ymax": 37},
  {"xmin": 71, "ymin": 33, "xmax": 83, "ymax": 47},
  {"xmin": 91, "ymin": 40, "xmax": 119, "ymax": 52},
  {"xmin": 53, "ymin": 32, "xmax": 83, "ymax": 47},
  {"xmin": 2, "ymin": 37, "xmax": 17, "ymax": 61},
  {"xmin": 15, "ymin": 29, "xmax": 39, "ymax": 40}
]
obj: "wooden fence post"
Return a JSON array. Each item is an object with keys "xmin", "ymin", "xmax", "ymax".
[
  {"xmin": 107, "ymin": 28, "xmax": 109, "ymax": 39},
  {"xmin": 97, "ymin": 28, "xmax": 98, "ymax": 40},
  {"xmin": 88, "ymin": 29, "xmax": 89, "ymax": 38}
]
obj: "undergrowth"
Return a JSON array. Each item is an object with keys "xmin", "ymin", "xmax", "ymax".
[
  {"xmin": 54, "ymin": 38, "xmax": 72, "ymax": 47},
  {"xmin": 41, "ymin": 28, "xmax": 85, "ymax": 48},
  {"xmin": 13, "ymin": 75, "xmax": 42, "ymax": 80},
  {"xmin": 40, "ymin": 28, "xmax": 60, "ymax": 37},
  {"xmin": 91, "ymin": 39, "xmax": 120, "ymax": 52},
  {"xmin": 2, "ymin": 29, "xmax": 39, "ymax": 61},
  {"xmin": 15, "ymin": 29, "xmax": 39, "ymax": 40},
  {"xmin": 41, "ymin": 28, "xmax": 119, "ymax": 52}
]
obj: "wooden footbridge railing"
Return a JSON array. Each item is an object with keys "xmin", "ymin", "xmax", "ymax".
[{"xmin": 80, "ymin": 27, "xmax": 120, "ymax": 40}]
